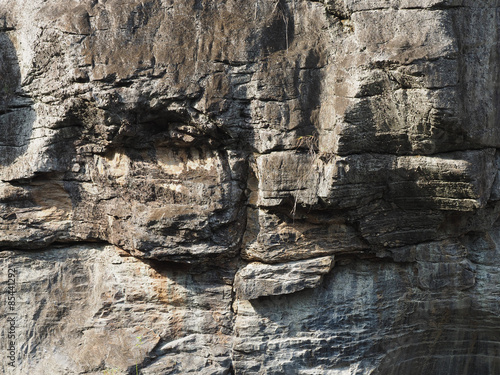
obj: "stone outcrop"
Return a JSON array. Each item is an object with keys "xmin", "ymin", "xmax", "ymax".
[
  {"xmin": 1, "ymin": 0, "xmax": 500, "ymax": 374},
  {"xmin": 234, "ymin": 255, "xmax": 335, "ymax": 300}
]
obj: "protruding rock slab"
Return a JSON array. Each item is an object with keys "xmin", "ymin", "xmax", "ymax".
[{"xmin": 234, "ymin": 256, "xmax": 335, "ymax": 300}]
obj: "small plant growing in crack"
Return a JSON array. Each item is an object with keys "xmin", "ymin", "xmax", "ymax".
[
  {"xmin": 295, "ymin": 135, "xmax": 318, "ymax": 156},
  {"xmin": 135, "ymin": 335, "xmax": 143, "ymax": 375},
  {"xmin": 273, "ymin": 0, "xmax": 291, "ymax": 52},
  {"xmin": 102, "ymin": 368, "xmax": 119, "ymax": 375}
]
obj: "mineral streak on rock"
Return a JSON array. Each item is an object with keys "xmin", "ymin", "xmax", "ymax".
[{"xmin": 1, "ymin": 0, "xmax": 500, "ymax": 374}]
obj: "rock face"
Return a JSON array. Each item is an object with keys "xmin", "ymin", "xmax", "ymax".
[{"xmin": 1, "ymin": 0, "xmax": 500, "ymax": 374}]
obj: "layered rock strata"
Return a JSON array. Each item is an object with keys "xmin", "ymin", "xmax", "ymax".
[{"xmin": 1, "ymin": 0, "xmax": 500, "ymax": 374}]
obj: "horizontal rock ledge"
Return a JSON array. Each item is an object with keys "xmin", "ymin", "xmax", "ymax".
[{"xmin": 234, "ymin": 255, "xmax": 335, "ymax": 300}]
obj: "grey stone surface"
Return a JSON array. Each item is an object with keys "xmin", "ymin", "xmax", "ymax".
[
  {"xmin": 233, "ymin": 229, "xmax": 500, "ymax": 375},
  {"xmin": 0, "ymin": 245, "xmax": 234, "ymax": 375},
  {"xmin": 234, "ymin": 256, "xmax": 334, "ymax": 300},
  {"xmin": 0, "ymin": 0, "xmax": 500, "ymax": 374}
]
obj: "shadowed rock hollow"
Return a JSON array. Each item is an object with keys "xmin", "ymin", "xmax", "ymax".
[{"xmin": 1, "ymin": 0, "xmax": 500, "ymax": 374}]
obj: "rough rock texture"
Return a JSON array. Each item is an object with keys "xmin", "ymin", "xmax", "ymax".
[
  {"xmin": 1, "ymin": 0, "xmax": 500, "ymax": 374},
  {"xmin": 1, "ymin": 245, "xmax": 233, "ymax": 374},
  {"xmin": 234, "ymin": 256, "xmax": 335, "ymax": 300}
]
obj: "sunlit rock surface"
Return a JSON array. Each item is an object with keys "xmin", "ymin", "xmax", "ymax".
[{"xmin": 1, "ymin": 0, "xmax": 500, "ymax": 374}]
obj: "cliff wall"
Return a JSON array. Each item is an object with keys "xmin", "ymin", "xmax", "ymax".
[{"xmin": 1, "ymin": 0, "xmax": 500, "ymax": 374}]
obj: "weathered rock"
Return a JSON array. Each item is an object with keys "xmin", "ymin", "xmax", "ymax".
[
  {"xmin": 1, "ymin": 0, "xmax": 500, "ymax": 374},
  {"xmin": 0, "ymin": 244, "xmax": 234, "ymax": 375},
  {"xmin": 234, "ymin": 256, "xmax": 334, "ymax": 300},
  {"xmin": 242, "ymin": 207, "xmax": 367, "ymax": 263},
  {"xmin": 233, "ymin": 225, "xmax": 500, "ymax": 374}
]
